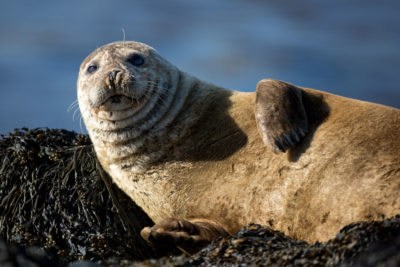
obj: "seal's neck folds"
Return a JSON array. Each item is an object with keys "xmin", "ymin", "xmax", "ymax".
[{"xmin": 81, "ymin": 71, "xmax": 203, "ymax": 174}]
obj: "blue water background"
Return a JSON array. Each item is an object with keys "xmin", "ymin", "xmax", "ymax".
[{"xmin": 1, "ymin": 0, "xmax": 399, "ymax": 134}]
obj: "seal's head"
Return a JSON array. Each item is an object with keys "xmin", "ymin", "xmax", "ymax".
[
  {"xmin": 77, "ymin": 41, "xmax": 192, "ymax": 171},
  {"xmin": 77, "ymin": 41, "xmax": 180, "ymax": 133}
]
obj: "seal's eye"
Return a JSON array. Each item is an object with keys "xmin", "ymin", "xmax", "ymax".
[
  {"xmin": 127, "ymin": 54, "xmax": 145, "ymax": 66},
  {"xmin": 87, "ymin": 64, "xmax": 98, "ymax": 74}
]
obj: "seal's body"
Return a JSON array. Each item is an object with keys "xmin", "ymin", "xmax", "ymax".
[{"xmin": 78, "ymin": 41, "xmax": 400, "ymax": 253}]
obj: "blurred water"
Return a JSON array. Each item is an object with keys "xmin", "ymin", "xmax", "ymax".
[{"xmin": 0, "ymin": 0, "xmax": 399, "ymax": 134}]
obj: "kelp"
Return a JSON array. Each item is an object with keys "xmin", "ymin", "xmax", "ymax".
[
  {"xmin": 0, "ymin": 128, "xmax": 158, "ymax": 264},
  {"xmin": 187, "ymin": 216, "xmax": 400, "ymax": 266}
]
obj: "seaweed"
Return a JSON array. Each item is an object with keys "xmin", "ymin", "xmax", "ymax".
[
  {"xmin": 187, "ymin": 217, "xmax": 400, "ymax": 266},
  {"xmin": 0, "ymin": 128, "xmax": 157, "ymax": 264}
]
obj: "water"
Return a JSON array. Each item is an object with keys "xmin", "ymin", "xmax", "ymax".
[{"xmin": 1, "ymin": 0, "xmax": 399, "ymax": 134}]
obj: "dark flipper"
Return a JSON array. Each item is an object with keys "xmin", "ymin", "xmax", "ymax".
[
  {"xmin": 255, "ymin": 79, "xmax": 309, "ymax": 153},
  {"xmin": 141, "ymin": 218, "xmax": 229, "ymax": 255}
]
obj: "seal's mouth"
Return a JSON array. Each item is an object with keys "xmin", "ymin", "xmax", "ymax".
[
  {"xmin": 89, "ymin": 90, "xmax": 150, "ymax": 122},
  {"xmin": 91, "ymin": 93, "xmax": 144, "ymax": 121},
  {"xmin": 106, "ymin": 94, "xmax": 139, "ymax": 107},
  {"xmin": 89, "ymin": 93, "xmax": 135, "ymax": 109},
  {"xmin": 109, "ymin": 95, "xmax": 123, "ymax": 104},
  {"xmin": 102, "ymin": 93, "xmax": 147, "ymax": 108}
]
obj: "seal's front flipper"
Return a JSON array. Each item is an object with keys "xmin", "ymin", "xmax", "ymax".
[
  {"xmin": 255, "ymin": 79, "xmax": 309, "ymax": 153},
  {"xmin": 140, "ymin": 218, "xmax": 229, "ymax": 255}
]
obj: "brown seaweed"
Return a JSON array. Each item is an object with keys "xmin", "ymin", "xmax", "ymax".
[
  {"xmin": 0, "ymin": 128, "xmax": 158, "ymax": 264},
  {"xmin": 188, "ymin": 217, "xmax": 400, "ymax": 266}
]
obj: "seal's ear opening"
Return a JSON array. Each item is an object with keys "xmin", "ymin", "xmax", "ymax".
[{"xmin": 255, "ymin": 79, "xmax": 309, "ymax": 153}]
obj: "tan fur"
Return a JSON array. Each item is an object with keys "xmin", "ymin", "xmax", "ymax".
[{"xmin": 78, "ymin": 42, "xmax": 400, "ymax": 247}]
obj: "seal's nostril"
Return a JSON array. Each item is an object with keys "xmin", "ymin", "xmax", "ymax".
[
  {"xmin": 109, "ymin": 69, "xmax": 121, "ymax": 82},
  {"xmin": 112, "ymin": 70, "xmax": 120, "ymax": 77}
]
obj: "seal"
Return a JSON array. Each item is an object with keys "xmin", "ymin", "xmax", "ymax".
[{"xmin": 77, "ymin": 41, "xmax": 400, "ymax": 254}]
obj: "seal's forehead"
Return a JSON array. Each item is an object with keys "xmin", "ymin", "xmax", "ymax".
[
  {"xmin": 80, "ymin": 41, "xmax": 156, "ymax": 68},
  {"xmin": 100, "ymin": 41, "xmax": 155, "ymax": 54}
]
